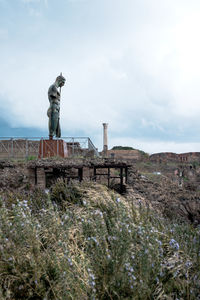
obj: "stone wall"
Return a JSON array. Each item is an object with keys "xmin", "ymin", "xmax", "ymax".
[
  {"xmin": 107, "ymin": 150, "xmax": 142, "ymax": 161},
  {"xmin": 150, "ymin": 152, "xmax": 200, "ymax": 163}
]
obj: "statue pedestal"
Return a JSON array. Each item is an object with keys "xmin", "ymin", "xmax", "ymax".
[{"xmin": 38, "ymin": 139, "xmax": 68, "ymax": 158}]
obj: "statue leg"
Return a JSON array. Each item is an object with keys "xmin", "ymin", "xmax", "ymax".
[
  {"xmin": 48, "ymin": 117, "xmax": 53, "ymax": 139},
  {"xmin": 56, "ymin": 118, "xmax": 61, "ymax": 138},
  {"xmin": 51, "ymin": 110, "xmax": 59, "ymax": 138}
]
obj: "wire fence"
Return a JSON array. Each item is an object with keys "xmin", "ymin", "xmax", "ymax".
[{"xmin": 0, "ymin": 137, "xmax": 99, "ymax": 159}]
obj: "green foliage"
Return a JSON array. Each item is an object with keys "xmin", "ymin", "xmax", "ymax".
[
  {"xmin": 139, "ymin": 150, "xmax": 149, "ymax": 158},
  {"xmin": 0, "ymin": 183, "xmax": 199, "ymax": 299},
  {"xmin": 26, "ymin": 155, "xmax": 37, "ymax": 161},
  {"xmin": 111, "ymin": 146, "xmax": 135, "ymax": 150}
]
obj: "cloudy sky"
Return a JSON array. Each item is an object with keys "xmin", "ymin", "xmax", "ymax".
[{"xmin": 1, "ymin": 0, "xmax": 200, "ymax": 154}]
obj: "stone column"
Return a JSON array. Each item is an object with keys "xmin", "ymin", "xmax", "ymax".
[
  {"xmin": 36, "ymin": 168, "xmax": 46, "ymax": 189},
  {"xmin": 103, "ymin": 123, "xmax": 108, "ymax": 156}
]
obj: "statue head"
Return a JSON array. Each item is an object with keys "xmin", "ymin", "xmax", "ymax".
[{"xmin": 55, "ymin": 73, "xmax": 66, "ymax": 88}]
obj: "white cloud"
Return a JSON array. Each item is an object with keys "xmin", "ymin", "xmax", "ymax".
[
  {"xmin": 1, "ymin": 0, "xmax": 200, "ymax": 153},
  {"xmin": 108, "ymin": 137, "xmax": 200, "ymax": 155}
]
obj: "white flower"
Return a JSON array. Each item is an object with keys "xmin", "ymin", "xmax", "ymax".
[{"xmin": 116, "ymin": 197, "xmax": 120, "ymax": 203}]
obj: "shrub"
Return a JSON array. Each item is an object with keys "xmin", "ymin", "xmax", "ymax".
[{"xmin": 0, "ymin": 183, "xmax": 199, "ymax": 299}]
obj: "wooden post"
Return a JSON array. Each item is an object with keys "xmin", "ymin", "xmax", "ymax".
[
  {"xmin": 93, "ymin": 167, "xmax": 96, "ymax": 181},
  {"xmin": 78, "ymin": 168, "xmax": 83, "ymax": 182},
  {"xmin": 125, "ymin": 167, "xmax": 128, "ymax": 184},
  {"xmin": 35, "ymin": 167, "xmax": 37, "ymax": 185},
  {"xmin": 108, "ymin": 167, "xmax": 110, "ymax": 188},
  {"xmin": 120, "ymin": 167, "xmax": 123, "ymax": 193}
]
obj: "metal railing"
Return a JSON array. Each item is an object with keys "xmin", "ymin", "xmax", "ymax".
[{"xmin": 0, "ymin": 137, "xmax": 99, "ymax": 159}]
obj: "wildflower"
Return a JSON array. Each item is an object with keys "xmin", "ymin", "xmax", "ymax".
[
  {"xmin": 116, "ymin": 197, "xmax": 120, "ymax": 203},
  {"xmin": 173, "ymin": 270, "xmax": 179, "ymax": 278},
  {"xmin": 169, "ymin": 239, "xmax": 179, "ymax": 250},
  {"xmin": 156, "ymin": 277, "xmax": 159, "ymax": 283},
  {"xmin": 130, "ymin": 267, "xmax": 134, "ymax": 272},
  {"xmin": 90, "ymin": 274, "xmax": 95, "ymax": 280},
  {"xmin": 90, "ymin": 281, "xmax": 95, "ymax": 287},
  {"xmin": 159, "ymin": 271, "xmax": 164, "ymax": 277},
  {"xmin": 83, "ymin": 200, "xmax": 87, "ymax": 205},
  {"xmin": 88, "ymin": 270, "xmax": 96, "ymax": 289},
  {"xmin": 87, "ymin": 268, "xmax": 91, "ymax": 272},
  {"xmin": 67, "ymin": 258, "xmax": 73, "ymax": 266},
  {"xmin": 185, "ymin": 261, "xmax": 192, "ymax": 268}
]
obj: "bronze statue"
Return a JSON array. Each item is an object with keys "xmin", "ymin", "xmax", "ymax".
[{"xmin": 47, "ymin": 73, "xmax": 66, "ymax": 140}]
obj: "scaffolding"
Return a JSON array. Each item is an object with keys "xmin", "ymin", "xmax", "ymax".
[{"xmin": 0, "ymin": 137, "xmax": 99, "ymax": 159}]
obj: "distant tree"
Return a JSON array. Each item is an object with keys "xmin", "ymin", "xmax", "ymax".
[{"xmin": 111, "ymin": 146, "xmax": 135, "ymax": 150}]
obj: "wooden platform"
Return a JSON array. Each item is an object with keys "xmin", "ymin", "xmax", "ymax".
[{"xmin": 27, "ymin": 159, "xmax": 131, "ymax": 193}]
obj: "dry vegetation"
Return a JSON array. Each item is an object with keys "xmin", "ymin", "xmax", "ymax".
[{"xmin": 0, "ymin": 180, "xmax": 199, "ymax": 299}]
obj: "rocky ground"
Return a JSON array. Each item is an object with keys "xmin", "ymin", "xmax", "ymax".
[{"xmin": 127, "ymin": 166, "xmax": 200, "ymax": 224}]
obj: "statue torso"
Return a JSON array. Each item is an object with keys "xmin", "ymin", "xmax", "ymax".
[{"xmin": 47, "ymin": 84, "xmax": 60, "ymax": 117}]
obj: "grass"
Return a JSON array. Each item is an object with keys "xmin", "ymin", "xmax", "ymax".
[{"xmin": 0, "ymin": 180, "xmax": 199, "ymax": 299}]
